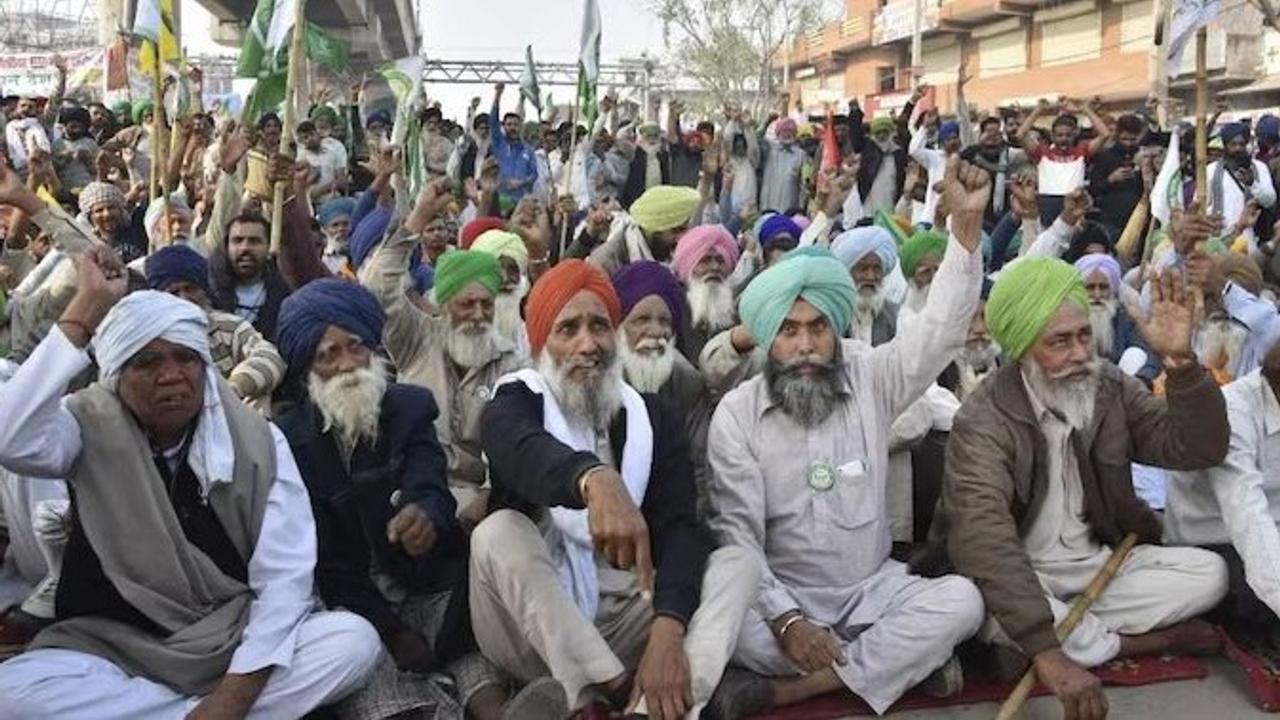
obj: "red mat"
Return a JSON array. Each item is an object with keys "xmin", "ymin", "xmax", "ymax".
[
  {"xmin": 748, "ymin": 654, "xmax": 1209, "ymax": 719},
  {"xmin": 1222, "ymin": 631, "xmax": 1280, "ymax": 712}
]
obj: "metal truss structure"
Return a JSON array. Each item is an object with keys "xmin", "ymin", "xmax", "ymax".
[
  {"xmin": 0, "ymin": 0, "xmax": 96, "ymax": 52},
  {"xmin": 422, "ymin": 58, "xmax": 665, "ymax": 89}
]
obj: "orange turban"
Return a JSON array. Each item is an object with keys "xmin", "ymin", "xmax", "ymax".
[{"xmin": 525, "ymin": 260, "xmax": 621, "ymax": 355}]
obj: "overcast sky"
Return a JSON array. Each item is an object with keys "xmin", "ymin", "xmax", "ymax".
[{"xmin": 181, "ymin": 0, "xmax": 668, "ymax": 118}]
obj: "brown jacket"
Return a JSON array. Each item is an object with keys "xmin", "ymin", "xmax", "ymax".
[{"xmin": 942, "ymin": 361, "xmax": 1228, "ymax": 658}]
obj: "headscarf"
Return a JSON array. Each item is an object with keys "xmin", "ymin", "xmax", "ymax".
[
  {"xmin": 774, "ymin": 118, "xmax": 797, "ymax": 136},
  {"xmin": 1257, "ymin": 115, "xmax": 1280, "ymax": 144},
  {"xmin": 629, "ymin": 186, "xmax": 700, "ymax": 234},
  {"xmin": 759, "ymin": 215, "xmax": 803, "ymax": 250},
  {"xmin": 143, "ymin": 197, "xmax": 193, "ymax": 244},
  {"xmin": 671, "ymin": 224, "xmax": 739, "ymax": 282},
  {"xmin": 1219, "ymin": 122, "xmax": 1249, "ymax": 145},
  {"xmin": 347, "ymin": 206, "xmax": 393, "ymax": 270},
  {"xmin": 78, "ymin": 181, "xmax": 125, "ymax": 215},
  {"xmin": 525, "ymin": 260, "xmax": 621, "ymax": 355},
  {"xmin": 612, "ymin": 261, "xmax": 686, "ymax": 332},
  {"xmin": 831, "ymin": 226, "xmax": 899, "ymax": 274},
  {"xmin": 869, "ymin": 117, "xmax": 895, "ymax": 136},
  {"xmin": 317, "ymin": 197, "xmax": 356, "ymax": 227},
  {"xmin": 471, "ymin": 229, "xmax": 530, "ymax": 275},
  {"xmin": 146, "ymin": 244, "xmax": 211, "ymax": 295},
  {"xmin": 752, "ymin": 212, "xmax": 777, "ymax": 240},
  {"xmin": 985, "ymin": 256, "xmax": 1089, "ymax": 361},
  {"xmin": 276, "ymin": 278, "xmax": 386, "ymax": 374},
  {"xmin": 92, "ymin": 291, "xmax": 232, "ymax": 489},
  {"xmin": 432, "ymin": 249, "xmax": 502, "ymax": 305},
  {"xmin": 738, "ymin": 252, "xmax": 855, "ymax": 350},
  {"xmin": 460, "ymin": 217, "xmax": 507, "ymax": 249},
  {"xmin": 131, "ymin": 100, "xmax": 154, "ymax": 125},
  {"xmin": 900, "ymin": 230, "xmax": 948, "ymax": 279},
  {"xmin": 1073, "ymin": 253, "xmax": 1121, "ymax": 294},
  {"xmin": 938, "ymin": 121, "xmax": 960, "ymax": 141}
]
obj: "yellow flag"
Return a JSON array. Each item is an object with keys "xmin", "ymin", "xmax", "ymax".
[{"xmin": 135, "ymin": 0, "xmax": 179, "ymax": 73}]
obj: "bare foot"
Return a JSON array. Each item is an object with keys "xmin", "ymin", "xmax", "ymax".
[{"xmin": 1161, "ymin": 619, "xmax": 1223, "ymax": 656}]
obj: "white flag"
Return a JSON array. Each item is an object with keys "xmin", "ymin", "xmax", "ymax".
[
  {"xmin": 1150, "ymin": 131, "xmax": 1183, "ymax": 226},
  {"xmin": 133, "ymin": 0, "xmax": 163, "ymax": 42},
  {"xmin": 579, "ymin": 0, "xmax": 602, "ymax": 83},
  {"xmin": 1166, "ymin": 0, "xmax": 1220, "ymax": 77},
  {"xmin": 265, "ymin": 0, "xmax": 297, "ymax": 54}
]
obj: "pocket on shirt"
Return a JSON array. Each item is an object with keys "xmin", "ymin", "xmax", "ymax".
[{"xmin": 812, "ymin": 460, "xmax": 879, "ymax": 529}]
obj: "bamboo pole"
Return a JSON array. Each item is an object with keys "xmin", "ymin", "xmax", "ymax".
[
  {"xmin": 149, "ymin": 43, "xmax": 173, "ymax": 248},
  {"xmin": 995, "ymin": 533, "xmax": 1140, "ymax": 720},
  {"xmin": 1192, "ymin": 27, "xmax": 1208, "ymax": 207},
  {"xmin": 559, "ymin": 90, "xmax": 582, "ymax": 261},
  {"xmin": 270, "ymin": 0, "xmax": 309, "ymax": 254}
]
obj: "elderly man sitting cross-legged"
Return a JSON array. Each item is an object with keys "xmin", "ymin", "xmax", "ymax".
[
  {"xmin": 707, "ymin": 158, "xmax": 993, "ymax": 717},
  {"xmin": 0, "ymin": 248, "xmax": 381, "ymax": 719},
  {"xmin": 944, "ymin": 256, "xmax": 1231, "ymax": 720},
  {"xmin": 470, "ymin": 259, "xmax": 761, "ymax": 719}
]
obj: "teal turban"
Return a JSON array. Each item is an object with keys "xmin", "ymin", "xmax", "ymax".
[
  {"xmin": 738, "ymin": 252, "xmax": 855, "ymax": 351},
  {"xmin": 433, "ymin": 250, "xmax": 503, "ymax": 305},
  {"xmin": 900, "ymin": 230, "xmax": 948, "ymax": 279},
  {"xmin": 986, "ymin": 257, "xmax": 1089, "ymax": 361}
]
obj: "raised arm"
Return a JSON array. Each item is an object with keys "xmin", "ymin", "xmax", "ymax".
[{"xmin": 1016, "ymin": 100, "xmax": 1051, "ymax": 150}]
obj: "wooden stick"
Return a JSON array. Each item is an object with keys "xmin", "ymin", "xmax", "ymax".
[
  {"xmin": 1192, "ymin": 27, "xmax": 1208, "ymax": 207},
  {"xmin": 995, "ymin": 533, "xmax": 1140, "ymax": 720},
  {"xmin": 270, "ymin": 0, "xmax": 309, "ymax": 254},
  {"xmin": 559, "ymin": 90, "xmax": 582, "ymax": 261}
]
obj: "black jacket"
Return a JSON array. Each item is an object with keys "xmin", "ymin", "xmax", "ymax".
[
  {"xmin": 279, "ymin": 383, "xmax": 465, "ymax": 642},
  {"xmin": 1088, "ymin": 144, "xmax": 1144, "ymax": 234},
  {"xmin": 848, "ymin": 104, "xmax": 910, "ymax": 204},
  {"xmin": 481, "ymin": 382, "xmax": 715, "ymax": 625}
]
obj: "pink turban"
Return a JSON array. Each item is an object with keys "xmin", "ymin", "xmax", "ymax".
[
  {"xmin": 671, "ymin": 224, "xmax": 740, "ymax": 282},
  {"xmin": 1073, "ymin": 253, "xmax": 1122, "ymax": 293},
  {"xmin": 775, "ymin": 118, "xmax": 798, "ymax": 136}
]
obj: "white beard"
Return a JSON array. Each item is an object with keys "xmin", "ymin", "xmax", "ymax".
[
  {"xmin": 1024, "ymin": 356, "xmax": 1101, "ymax": 432},
  {"xmin": 904, "ymin": 282, "xmax": 931, "ymax": 314},
  {"xmin": 617, "ymin": 331, "xmax": 676, "ymax": 393},
  {"xmin": 1195, "ymin": 317, "xmax": 1248, "ymax": 374},
  {"xmin": 493, "ymin": 275, "xmax": 530, "ymax": 345},
  {"xmin": 852, "ymin": 285, "xmax": 885, "ymax": 337},
  {"xmin": 446, "ymin": 318, "xmax": 500, "ymax": 368},
  {"xmin": 687, "ymin": 276, "xmax": 735, "ymax": 332},
  {"xmin": 957, "ymin": 341, "xmax": 1001, "ymax": 399},
  {"xmin": 537, "ymin": 349, "xmax": 625, "ymax": 432},
  {"xmin": 308, "ymin": 357, "xmax": 389, "ymax": 452},
  {"xmin": 323, "ymin": 231, "xmax": 348, "ymax": 256},
  {"xmin": 1088, "ymin": 299, "xmax": 1118, "ymax": 358}
]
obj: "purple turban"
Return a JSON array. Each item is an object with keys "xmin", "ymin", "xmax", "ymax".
[
  {"xmin": 277, "ymin": 279, "xmax": 385, "ymax": 376},
  {"xmin": 146, "ymin": 244, "xmax": 211, "ymax": 295},
  {"xmin": 612, "ymin": 261, "xmax": 686, "ymax": 332},
  {"xmin": 775, "ymin": 118, "xmax": 798, "ymax": 136},
  {"xmin": 348, "ymin": 206, "xmax": 393, "ymax": 270},
  {"xmin": 1074, "ymin": 253, "xmax": 1122, "ymax": 294},
  {"xmin": 759, "ymin": 215, "xmax": 803, "ymax": 251}
]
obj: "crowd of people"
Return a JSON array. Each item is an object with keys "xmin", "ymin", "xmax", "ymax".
[{"xmin": 1, "ymin": 54, "xmax": 1280, "ymax": 720}]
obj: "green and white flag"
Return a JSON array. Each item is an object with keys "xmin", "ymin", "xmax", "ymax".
[
  {"xmin": 520, "ymin": 45, "xmax": 542, "ymax": 116},
  {"xmin": 237, "ymin": 0, "xmax": 347, "ymax": 122},
  {"xmin": 378, "ymin": 56, "xmax": 426, "ymax": 197},
  {"xmin": 577, "ymin": 0, "xmax": 601, "ymax": 125}
]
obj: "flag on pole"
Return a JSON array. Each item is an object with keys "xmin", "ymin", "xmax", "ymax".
[
  {"xmin": 237, "ymin": 0, "xmax": 348, "ymax": 122},
  {"xmin": 1150, "ymin": 131, "xmax": 1184, "ymax": 226},
  {"xmin": 1166, "ymin": 0, "xmax": 1220, "ymax": 76},
  {"xmin": 577, "ymin": 0, "xmax": 601, "ymax": 126},
  {"xmin": 520, "ymin": 45, "xmax": 542, "ymax": 116},
  {"xmin": 379, "ymin": 56, "xmax": 427, "ymax": 197},
  {"xmin": 134, "ymin": 0, "xmax": 179, "ymax": 73},
  {"xmin": 820, "ymin": 108, "xmax": 839, "ymax": 171}
]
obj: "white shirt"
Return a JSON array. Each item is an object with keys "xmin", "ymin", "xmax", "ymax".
[
  {"xmin": 298, "ymin": 141, "xmax": 346, "ymax": 201},
  {"xmin": 235, "ymin": 281, "xmax": 267, "ymax": 324},
  {"xmin": 0, "ymin": 327, "xmax": 319, "ymax": 675},
  {"xmin": 908, "ymin": 125, "xmax": 947, "ymax": 227},
  {"xmin": 1165, "ymin": 369, "xmax": 1280, "ymax": 618}
]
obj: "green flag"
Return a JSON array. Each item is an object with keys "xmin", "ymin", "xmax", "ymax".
[
  {"xmin": 577, "ymin": 0, "xmax": 601, "ymax": 126},
  {"xmin": 378, "ymin": 56, "xmax": 426, "ymax": 198},
  {"xmin": 520, "ymin": 45, "xmax": 542, "ymax": 116},
  {"xmin": 873, "ymin": 209, "xmax": 909, "ymax": 248},
  {"xmin": 237, "ymin": 0, "xmax": 347, "ymax": 122}
]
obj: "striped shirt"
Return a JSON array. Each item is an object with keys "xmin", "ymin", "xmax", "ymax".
[{"xmin": 207, "ymin": 309, "xmax": 285, "ymax": 401}]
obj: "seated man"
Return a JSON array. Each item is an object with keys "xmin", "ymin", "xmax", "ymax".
[
  {"xmin": 611, "ymin": 260, "xmax": 713, "ymax": 518},
  {"xmin": 1165, "ymin": 337, "xmax": 1280, "ymax": 642},
  {"xmin": 945, "ymin": 256, "xmax": 1230, "ymax": 720},
  {"xmin": 830, "ymin": 226, "xmax": 900, "ymax": 346},
  {"xmin": 146, "ymin": 244, "xmax": 286, "ymax": 408},
  {"xmin": 709, "ymin": 158, "xmax": 993, "ymax": 715},
  {"xmin": 471, "ymin": 260, "xmax": 760, "ymax": 718},
  {"xmin": 471, "ymin": 227, "xmax": 534, "ymax": 357},
  {"xmin": 274, "ymin": 279, "xmax": 565, "ymax": 720},
  {"xmin": 1074, "ymin": 253, "xmax": 1157, "ymax": 383},
  {"xmin": 671, "ymin": 224, "xmax": 739, "ymax": 364},
  {"xmin": 362, "ymin": 182, "xmax": 526, "ymax": 528},
  {"xmin": 0, "ymin": 248, "xmax": 380, "ymax": 718}
]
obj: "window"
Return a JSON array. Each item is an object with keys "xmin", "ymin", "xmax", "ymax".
[
  {"xmin": 877, "ymin": 66, "xmax": 897, "ymax": 93},
  {"xmin": 979, "ymin": 28, "xmax": 1026, "ymax": 78},
  {"xmin": 1040, "ymin": 11, "xmax": 1102, "ymax": 66}
]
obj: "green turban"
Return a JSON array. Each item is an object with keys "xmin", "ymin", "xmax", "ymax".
[
  {"xmin": 900, "ymin": 230, "xmax": 949, "ymax": 279},
  {"xmin": 738, "ymin": 251, "xmax": 855, "ymax": 351},
  {"xmin": 630, "ymin": 186, "xmax": 701, "ymax": 234},
  {"xmin": 432, "ymin": 250, "xmax": 503, "ymax": 305},
  {"xmin": 111, "ymin": 100, "xmax": 133, "ymax": 123},
  {"xmin": 869, "ymin": 116, "xmax": 895, "ymax": 136},
  {"xmin": 986, "ymin": 256, "xmax": 1089, "ymax": 361},
  {"xmin": 309, "ymin": 105, "xmax": 339, "ymax": 126},
  {"xmin": 132, "ymin": 100, "xmax": 154, "ymax": 125}
]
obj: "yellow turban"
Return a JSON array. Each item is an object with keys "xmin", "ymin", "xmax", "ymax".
[
  {"xmin": 472, "ymin": 229, "xmax": 530, "ymax": 274},
  {"xmin": 629, "ymin": 186, "xmax": 701, "ymax": 234}
]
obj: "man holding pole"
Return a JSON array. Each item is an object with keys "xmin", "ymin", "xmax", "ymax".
[{"xmin": 942, "ymin": 253, "xmax": 1231, "ymax": 719}]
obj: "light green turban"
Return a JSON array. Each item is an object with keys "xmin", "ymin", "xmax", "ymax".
[
  {"xmin": 986, "ymin": 256, "xmax": 1089, "ymax": 361},
  {"xmin": 471, "ymin": 229, "xmax": 530, "ymax": 274},
  {"xmin": 630, "ymin": 186, "xmax": 701, "ymax": 234},
  {"xmin": 738, "ymin": 251, "xmax": 855, "ymax": 351},
  {"xmin": 900, "ymin": 230, "xmax": 949, "ymax": 279},
  {"xmin": 869, "ymin": 116, "xmax": 895, "ymax": 136},
  {"xmin": 132, "ymin": 100, "xmax": 154, "ymax": 125},
  {"xmin": 432, "ymin": 250, "xmax": 503, "ymax": 305}
]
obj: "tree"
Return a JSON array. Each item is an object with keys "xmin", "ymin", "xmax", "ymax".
[{"xmin": 649, "ymin": 0, "xmax": 830, "ymax": 117}]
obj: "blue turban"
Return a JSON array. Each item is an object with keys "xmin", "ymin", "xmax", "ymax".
[
  {"xmin": 759, "ymin": 215, "xmax": 803, "ymax": 251},
  {"xmin": 317, "ymin": 197, "xmax": 356, "ymax": 227},
  {"xmin": 410, "ymin": 263, "xmax": 435, "ymax": 295},
  {"xmin": 367, "ymin": 110, "xmax": 392, "ymax": 128},
  {"xmin": 145, "ymin": 245, "xmax": 211, "ymax": 295},
  {"xmin": 277, "ymin": 279, "xmax": 385, "ymax": 374},
  {"xmin": 938, "ymin": 121, "xmax": 960, "ymax": 141},
  {"xmin": 1220, "ymin": 122, "xmax": 1249, "ymax": 145},
  {"xmin": 830, "ymin": 227, "xmax": 899, "ymax": 274},
  {"xmin": 1257, "ymin": 115, "xmax": 1280, "ymax": 143},
  {"xmin": 738, "ymin": 252, "xmax": 855, "ymax": 350},
  {"xmin": 348, "ymin": 206, "xmax": 393, "ymax": 270},
  {"xmin": 752, "ymin": 212, "xmax": 777, "ymax": 240},
  {"xmin": 611, "ymin": 261, "xmax": 686, "ymax": 333}
]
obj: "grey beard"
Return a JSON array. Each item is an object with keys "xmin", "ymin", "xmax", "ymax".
[
  {"xmin": 494, "ymin": 291, "xmax": 524, "ymax": 344},
  {"xmin": 687, "ymin": 277, "xmax": 736, "ymax": 331},
  {"xmin": 537, "ymin": 349, "xmax": 625, "ymax": 432},
  {"xmin": 1023, "ymin": 356, "xmax": 1101, "ymax": 432},
  {"xmin": 959, "ymin": 341, "xmax": 1001, "ymax": 374},
  {"xmin": 853, "ymin": 285, "xmax": 885, "ymax": 324},
  {"xmin": 446, "ymin": 320, "xmax": 499, "ymax": 368},
  {"xmin": 765, "ymin": 350, "xmax": 845, "ymax": 428},
  {"xmin": 1089, "ymin": 300, "xmax": 1118, "ymax": 358},
  {"xmin": 307, "ymin": 357, "xmax": 389, "ymax": 453},
  {"xmin": 617, "ymin": 331, "xmax": 676, "ymax": 393},
  {"xmin": 1195, "ymin": 317, "xmax": 1248, "ymax": 373}
]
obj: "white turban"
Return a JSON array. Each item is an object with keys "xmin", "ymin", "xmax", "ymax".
[{"xmin": 92, "ymin": 291, "xmax": 232, "ymax": 492}]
